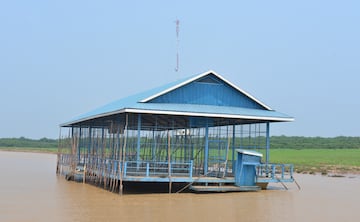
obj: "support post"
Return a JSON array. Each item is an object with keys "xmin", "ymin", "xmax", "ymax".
[
  {"xmin": 204, "ymin": 119, "xmax": 209, "ymax": 175},
  {"xmin": 232, "ymin": 125, "xmax": 236, "ymax": 173},
  {"xmin": 88, "ymin": 127, "xmax": 92, "ymax": 161},
  {"xmin": 167, "ymin": 130, "xmax": 172, "ymax": 193},
  {"xmin": 101, "ymin": 127, "xmax": 105, "ymax": 157},
  {"xmin": 266, "ymin": 122, "xmax": 270, "ymax": 165},
  {"xmin": 190, "ymin": 121, "xmax": 194, "ymax": 161},
  {"xmin": 71, "ymin": 126, "xmax": 75, "ymax": 158},
  {"xmin": 78, "ymin": 127, "xmax": 82, "ymax": 162},
  {"xmin": 189, "ymin": 160, "xmax": 193, "ymax": 179},
  {"xmin": 146, "ymin": 163, "xmax": 150, "ymax": 177},
  {"xmin": 119, "ymin": 113, "xmax": 128, "ymax": 195},
  {"xmin": 137, "ymin": 114, "xmax": 141, "ymax": 169},
  {"xmin": 152, "ymin": 117, "xmax": 157, "ymax": 161}
]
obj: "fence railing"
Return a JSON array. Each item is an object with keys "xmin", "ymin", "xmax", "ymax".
[
  {"xmin": 58, "ymin": 154, "xmax": 193, "ymax": 179},
  {"xmin": 256, "ymin": 163, "xmax": 294, "ymax": 182}
]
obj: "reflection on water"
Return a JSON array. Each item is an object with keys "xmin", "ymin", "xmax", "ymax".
[{"xmin": 0, "ymin": 151, "xmax": 359, "ymax": 222}]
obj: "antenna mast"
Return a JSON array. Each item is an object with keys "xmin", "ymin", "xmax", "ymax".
[{"xmin": 175, "ymin": 19, "xmax": 180, "ymax": 72}]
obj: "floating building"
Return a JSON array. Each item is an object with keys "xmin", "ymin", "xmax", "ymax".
[{"xmin": 57, "ymin": 70, "xmax": 294, "ymax": 193}]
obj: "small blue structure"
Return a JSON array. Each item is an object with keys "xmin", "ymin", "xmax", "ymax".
[
  {"xmin": 235, "ymin": 149, "xmax": 262, "ymax": 187},
  {"xmin": 57, "ymin": 70, "xmax": 294, "ymax": 193}
]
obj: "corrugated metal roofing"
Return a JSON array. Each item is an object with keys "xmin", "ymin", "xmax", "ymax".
[{"xmin": 61, "ymin": 70, "xmax": 294, "ymax": 126}]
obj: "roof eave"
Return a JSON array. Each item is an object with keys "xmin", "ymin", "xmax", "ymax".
[
  {"xmin": 60, "ymin": 108, "xmax": 294, "ymax": 127},
  {"xmin": 60, "ymin": 108, "xmax": 127, "ymax": 127}
]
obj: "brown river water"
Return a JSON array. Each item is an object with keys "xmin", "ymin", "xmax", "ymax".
[{"xmin": 0, "ymin": 151, "xmax": 359, "ymax": 222}]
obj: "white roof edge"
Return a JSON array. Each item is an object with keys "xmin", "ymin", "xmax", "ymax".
[
  {"xmin": 61, "ymin": 108, "xmax": 294, "ymax": 127},
  {"xmin": 209, "ymin": 71, "xmax": 273, "ymax": 110},
  {"xmin": 140, "ymin": 70, "xmax": 213, "ymax": 103},
  {"xmin": 60, "ymin": 109, "xmax": 127, "ymax": 127},
  {"xmin": 140, "ymin": 70, "xmax": 273, "ymax": 110},
  {"xmin": 125, "ymin": 108, "xmax": 293, "ymax": 121},
  {"xmin": 236, "ymin": 149, "xmax": 263, "ymax": 157}
]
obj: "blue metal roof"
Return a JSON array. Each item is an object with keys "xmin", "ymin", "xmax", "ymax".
[{"xmin": 61, "ymin": 70, "xmax": 294, "ymax": 126}]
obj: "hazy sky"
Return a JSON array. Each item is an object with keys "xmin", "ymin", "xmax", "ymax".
[{"xmin": 1, "ymin": 0, "xmax": 359, "ymax": 139}]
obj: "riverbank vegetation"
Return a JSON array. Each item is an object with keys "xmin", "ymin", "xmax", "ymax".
[
  {"xmin": 0, "ymin": 137, "xmax": 57, "ymax": 153},
  {"xmin": 270, "ymin": 136, "xmax": 360, "ymax": 149}
]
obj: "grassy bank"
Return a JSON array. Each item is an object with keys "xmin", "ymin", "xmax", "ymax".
[{"xmin": 269, "ymin": 149, "xmax": 360, "ymax": 175}]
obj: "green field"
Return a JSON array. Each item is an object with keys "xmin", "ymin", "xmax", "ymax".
[{"xmin": 268, "ymin": 149, "xmax": 360, "ymax": 174}]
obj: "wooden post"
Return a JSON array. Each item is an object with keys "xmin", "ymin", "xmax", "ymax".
[
  {"xmin": 119, "ymin": 113, "xmax": 128, "ymax": 195},
  {"xmin": 56, "ymin": 127, "xmax": 62, "ymax": 174}
]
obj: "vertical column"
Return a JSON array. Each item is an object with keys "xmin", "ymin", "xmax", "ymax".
[
  {"xmin": 116, "ymin": 123, "xmax": 120, "ymax": 160},
  {"xmin": 152, "ymin": 127, "xmax": 156, "ymax": 161},
  {"xmin": 101, "ymin": 126, "xmax": 105, "ymax": 157},
  {"xmin": 152, "ymin": 117, "xmax": 157, "ymax": 161},
  {"xmin": 189, "ymin": 121, "xmax": 194, "ymax": 161},
  {"xmin": 78, "ymin": 127, "xmax": 82, "ymax": 162},
  {"xmin": 119, "ymin": 113, "xmax": 128, "ymax": 195},
  {"xmin": 266, "ymin": 122, "xmax": 270, "ymax": 165},
  {"xmin": 167, "ymin": 129, "xmax": 172, "ymax": 193},
  {"xmin": 204, "ymin": 119, "xmax": 209, "ymax": 175},
  {"xmin": 71, "ymin": 126, "xmax": 74, "ymax": 154},
  {"xmin": 88, "ymin": 127, "xmax": 92, "ymax": 159},
  {"xmin": 137, "ymin": 114, "xmax": 141, "ymax": 168},
  {"xmin": 232, "ymin": 124, "xmax": 236, "ymax": 173}
]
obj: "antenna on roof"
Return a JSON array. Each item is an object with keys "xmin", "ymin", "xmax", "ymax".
[{"xmin": 175, "ymin": 19, "xmax": 180, "ymax": 72}]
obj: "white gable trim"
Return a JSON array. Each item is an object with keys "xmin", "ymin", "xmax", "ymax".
[
  {"xmin": 139, "ymin": 70, "xmax": 273, "ymax": 110},
  {"xmin": 139, "ymin": 70, "xmax": 212, "ymax": 103}
]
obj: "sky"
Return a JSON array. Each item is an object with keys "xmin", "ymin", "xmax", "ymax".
[{"xmin": 1, "ymin": 0, "xmax": 359, "ymax": 139}]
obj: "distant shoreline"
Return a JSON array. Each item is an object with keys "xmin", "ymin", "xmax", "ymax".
[{"xmin": 0, "ymin": 147, "xmax": 57, "ymax": 154}]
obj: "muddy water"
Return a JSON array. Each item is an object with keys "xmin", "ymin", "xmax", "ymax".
[{"xmin": 0, "ymin": 151, "xmax": 359, "ymax": 222}]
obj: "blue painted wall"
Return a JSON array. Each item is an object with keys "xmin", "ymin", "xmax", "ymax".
[{"xmin": 148, "ymin": 74, "xmax": 265, "ymax": 110}]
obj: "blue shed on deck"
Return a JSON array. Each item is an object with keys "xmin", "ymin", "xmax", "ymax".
[{"xmin": 57, "ymin": 70, "xmax": 294, "ymax": 193}]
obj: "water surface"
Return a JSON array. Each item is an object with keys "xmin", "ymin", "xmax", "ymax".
[{"xmin": 0, "ymin": 151, "xmax": 358, "ymax": 222}]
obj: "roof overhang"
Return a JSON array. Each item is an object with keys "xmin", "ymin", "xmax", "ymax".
[{"xmin": 61, "ymin": 107, "xmax": 294, "ymax": 127}]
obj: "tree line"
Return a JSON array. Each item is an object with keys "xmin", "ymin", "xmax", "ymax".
[
  {"xmin": 0, "ymin": 137, "xmax": 58, "ymax": 148},
  {"xmin": 0, "ymin": 136, "xmax": 359, "ymax": 149},
  {"xmin": 270, "ymin": 136, "xmax": 360, "ymax": 149}
]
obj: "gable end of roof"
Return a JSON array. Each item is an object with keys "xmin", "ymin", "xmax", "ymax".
[{"xmin": 140, "ymin": 70, "xmax": 272, "ymax": 110}]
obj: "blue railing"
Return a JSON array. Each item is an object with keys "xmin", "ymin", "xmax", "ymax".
[
  {"xmin": 58, "ymin": 154, "xmax": 193, "ymax": 179},
  {"xmin": 123, "ymin": 161, "xmax": 193, "ymax": 177},
  {"xmin": 256, "ymin": 164, "xmax": 294, "ymax": 183}
]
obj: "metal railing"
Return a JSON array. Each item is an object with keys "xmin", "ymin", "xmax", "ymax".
[
  {"xmin": 256, "ymin": 163, "xmax": 294, "ymax": 182},
  {"xmin": 58, "ymin": 154, "xmax": 193, "ymax": 179},
  {"xmin": 124, "ymin": 161, "xmax": 193, "ymax": 177}
]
